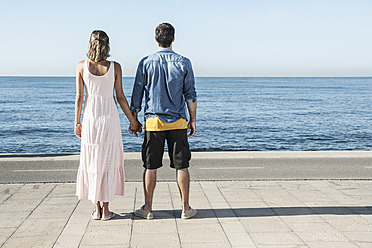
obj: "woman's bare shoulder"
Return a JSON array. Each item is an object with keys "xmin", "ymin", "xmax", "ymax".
[
  {"xmin": 77, "ymin": 60, "xmax": 85, "ymax": 67},
  {"xmin": 113, "ymin": 61, "xmax": 122, "ymax": 72},
  {"xmin": 113, "ymin": 61, "xmax": 121, "ymax": 68},
  {"xmin": 76, "ymin": 60, "xmax": 85, "ymax": 72}
]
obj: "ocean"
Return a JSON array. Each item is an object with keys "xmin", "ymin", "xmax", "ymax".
[{"xmin": 1, "ymin": 77, "xmax": 371, "ymax": 153}]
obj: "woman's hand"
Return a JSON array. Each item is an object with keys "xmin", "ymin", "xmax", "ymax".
[
  {"xmin": 129, "ymin": 121, "xmax": 142, "ymax": 137},
  {"xmin": 75, "ymin": 124, "xmax": 82, "ymax": 139}
]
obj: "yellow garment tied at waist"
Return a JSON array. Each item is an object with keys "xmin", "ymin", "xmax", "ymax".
[{"xmin": 145, "ymin": 117, "xmax": 187, "ymax": 131}]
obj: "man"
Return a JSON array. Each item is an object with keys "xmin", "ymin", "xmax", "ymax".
[{"xmin": 130, "ymin": 23, "xmax": 197, "ymax": 219}]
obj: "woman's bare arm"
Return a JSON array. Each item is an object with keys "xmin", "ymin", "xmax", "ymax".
[
  {"xmin": 114, "ymin": 62, "xmax": 142, "ymax": 136},
  {"xmin": 74, "ymin": 61, "xmax": 84, "ymax": 138}
]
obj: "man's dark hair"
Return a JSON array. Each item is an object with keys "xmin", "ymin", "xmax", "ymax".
[{"xmin": 155, "ymin": 23, "xmax": 175, "ymax": 48}]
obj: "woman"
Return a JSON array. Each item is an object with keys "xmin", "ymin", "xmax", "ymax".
[{"xmin": 74, "ymin": 30, "xmax": 140, "ymax": 220}]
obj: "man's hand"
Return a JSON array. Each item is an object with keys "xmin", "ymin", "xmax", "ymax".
[
  {"xmin": 187, "ymin": 121, "xmax": 196, "ymax": 137},
  {"xmin": 129, "ymin": 120, "xmax": 142, "ymax": 137},
  {"xmin": 186, "ymin": 102, "xmax": 197, "ymax": 137}
]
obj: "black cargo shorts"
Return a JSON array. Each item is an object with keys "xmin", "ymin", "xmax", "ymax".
[{"xmin": 142, "ymin": 129, "xmax": 191, "ymax": 169}]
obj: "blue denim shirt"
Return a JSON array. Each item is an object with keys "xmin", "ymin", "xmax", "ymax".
[{"xmin": 130, "ymin": 48, "xmax": 197, "ymax": 123}]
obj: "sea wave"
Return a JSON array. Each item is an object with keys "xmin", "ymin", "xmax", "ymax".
[{"xmin": 1, "ymin": 76, "xmax": 372, "ymax": 153}]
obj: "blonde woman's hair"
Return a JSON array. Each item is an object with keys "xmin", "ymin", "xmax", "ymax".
[{"xmin": 86, "ymin": 30, "xmax": 110, "ymax": 62}]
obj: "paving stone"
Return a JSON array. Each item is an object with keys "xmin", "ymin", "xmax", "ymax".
[
  {"xmin": 241, "ymin": 216, "xmax": 291, "ymax": 232},
  {"xmin": 130, "ymin": 232, "xmax": 179, "ymax": 247},
  {"xmin": 219, "ymin": 189, "xmax": 261, "ymax": 202},
  {"xmin": 217, "ymin": 181, "xmax": 249, "ymax": 189},
  {"xmin": 2, "ymin": 236, "xmax": 56, "ymax": 248},
  {"xmin": 220, "ymin": 221, "xmax": 248, "ymax": 233},
  {"xmin": 17, "ymin": 184, "xmax": 56, "ymax": 196},
  {"xmin": 0, "ymin": 227, "xmax": 16, "ymax": 246},
  {"xmin": 253, "ymin": 188, "xmax": 290, "ymax": 199},
  {"xmin": 228, "ymin": 201, "xmax": 268, "ymax": 208},
  {"xmin": 0, "ymin": 211, "xmax": 30, "ymax": 228},
  {"xmin": 289, "ymin": 191, "xmax": 332, "ymax": 202},
  {"xmin": 0, "ymin": 184, "xmax": 23, "ymax": 201},
  {"xmin": 322, "ymin": 215, "xmax": 372, "ymax": 232},
  {"xmin": 250, "ymin": 232, "xmax": 304, "ymax": 245},
  {"xmin": 28, "ymin": 206, "xmax": 75, "ymax": 219},
  {"xmin": 0, "ymin": 216, "xmax": 28, "ymax": 228},
  {"xmin": 295, "ymin": 226, "xmax": 349, "ymax": 242},
  {"xmin": 353, "ymin": 242, "xmax": 372, "ymax": 248},
  {"xmin": 305, "ymin": 241, "xmax": 360, "ymax": 248},
  {"xmin": 177, "ymin": 222, "xmax": 228, "ymax": 244},
  {"xmin": 348, "ymin": 196, "xmax": 372, "ymax": 205},
  {"xmin": 41, "ymin": 196, "xmax": 79, "ymax": 205},
  {"xmin": 10, "ymin": 218, "xmax": 67, "ymax": 238},
  {"xmin": 54, "ymin": 199, "xmax": 91, "ymax": 247},
  {"xmin": 256, "ymin": 245, "xmax": 308, "ymax": 248},
  {"xmin": 6, "ymin": 191, "xmax": 50, "ymax": 201},
  {"xmin": 248, "ymin": 181, "xmax": 280, "ymax": 188},
  {"xmin": 278, "ymin": 181, "xmax": 317, "ymax": 191},
  {"xmin": 343, "ymin": 232, "xmax": 372, "ymax": 242},
  {"xmin": 80, "ymin": 224, "xmax": 131, "ymax": 246},
  {"xmin": 360, "ymin": 214, "xmax": 372, "ymax": 224},
  {"xmin": 264, "ymin": 198, "xmax": 305, "ymax": 207},
  {"xmin": 339, "ymin": 188, "xmax": 372, "ymax": 196},
  {"xmin": 279, "ymin": 214, "xmax": 325, "ymax": 223},
  {"xmin": 132, "ymin": 219, "xmax": 177, "ymax": 234},
  {"xmin": 0, "ymin": 198, "xmax": 43, "ymax": 212},
  {"xmin": 224, "ymin": 231, "xmax": 256, "ymax": 247},
  {"xmin": 80, "ymin": 246, "xmax": 129, "ymax": 248},
  {"xmin": 181, "ymin": 243, "xmax": 233, "ymax": 248},
  {"xmin": 54, "ymin": 234, "xmax": 82, "ymax": 248}
]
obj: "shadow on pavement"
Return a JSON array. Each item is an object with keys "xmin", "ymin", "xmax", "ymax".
[{"xmin": 118, "ymin": 206, "xmax": 372, "ymax": 220}]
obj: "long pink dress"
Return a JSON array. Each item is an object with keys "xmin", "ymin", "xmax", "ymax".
[{"xmin": 76, "ymin": 60, "xmax": 125, "ymax": 203}]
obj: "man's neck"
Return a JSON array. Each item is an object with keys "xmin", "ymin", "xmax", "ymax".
[{"xmin": 158, "ymin": 45, "xmax": 172, "ymax": 50}]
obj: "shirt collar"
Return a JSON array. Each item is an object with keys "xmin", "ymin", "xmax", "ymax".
[{"xmin": 157, "ymin": 48, "xmax": 174, "ymax": 53}]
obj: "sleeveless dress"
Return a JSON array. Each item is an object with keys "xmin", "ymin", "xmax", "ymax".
[{"xmin": 76, "ymin": 60, "xmax": 125, "ymax": 203}]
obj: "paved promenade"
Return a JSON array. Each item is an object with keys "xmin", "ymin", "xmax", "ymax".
[
  {"xmin": 1, "ymin": 151, "xmax": 372, "ymax": 247},
  {"xmin": 1, "ymin": 180, "xmax": 372, "ymax": 247}
]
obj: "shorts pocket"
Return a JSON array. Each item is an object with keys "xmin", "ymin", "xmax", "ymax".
[
  {"xmin": 141, "ymin": 139, "xmax": 150, "ymax": 163},
  {"xmin": 183, "ymin": 140, "xmax": 191, "ymax": 162}
]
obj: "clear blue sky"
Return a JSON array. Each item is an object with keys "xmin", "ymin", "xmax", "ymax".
[{"xmin": 1, "ymin": 0, "xmax": 371, "ymax": 77}]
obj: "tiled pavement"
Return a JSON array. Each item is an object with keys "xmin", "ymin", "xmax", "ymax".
[{"xmin": 1, "ymin": 180, "xmax": 372, "ymax": 248}]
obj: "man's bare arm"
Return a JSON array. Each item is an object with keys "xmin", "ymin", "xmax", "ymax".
[{"xmin": 187, "ymin": 102, "xmax": 197, "ymax": 137}]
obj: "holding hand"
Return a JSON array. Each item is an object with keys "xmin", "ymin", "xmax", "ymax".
[{"xmin": 129, "ymin": 120, "xmax": 142, "ymax": 137}]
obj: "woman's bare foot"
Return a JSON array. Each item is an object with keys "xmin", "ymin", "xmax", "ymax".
[
  {"xmin": 102, "ymin": 202, "xmax": 114, "ymax": 220},
  {"xmin": 92, "ymin": 202, "xmax": 101, "ymax": 220}
]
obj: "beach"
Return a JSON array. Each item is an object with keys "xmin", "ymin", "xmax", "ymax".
[{"xmin": 1, "ymin": 151, "xmax": 372, "ymax": 247}]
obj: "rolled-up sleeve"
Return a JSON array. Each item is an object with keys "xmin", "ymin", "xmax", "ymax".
[
  {"xmin": 183, "ymin": 59, "xmax": 197, "ymax": 103},
  {"xmin": 130, "ymin": 59, "xmax": 146, "ymax": 113}
]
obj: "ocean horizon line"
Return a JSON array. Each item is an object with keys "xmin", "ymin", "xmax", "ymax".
[{"xmin": 1, "ymin": 75, "xmax": 372, "ymax": 78}]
